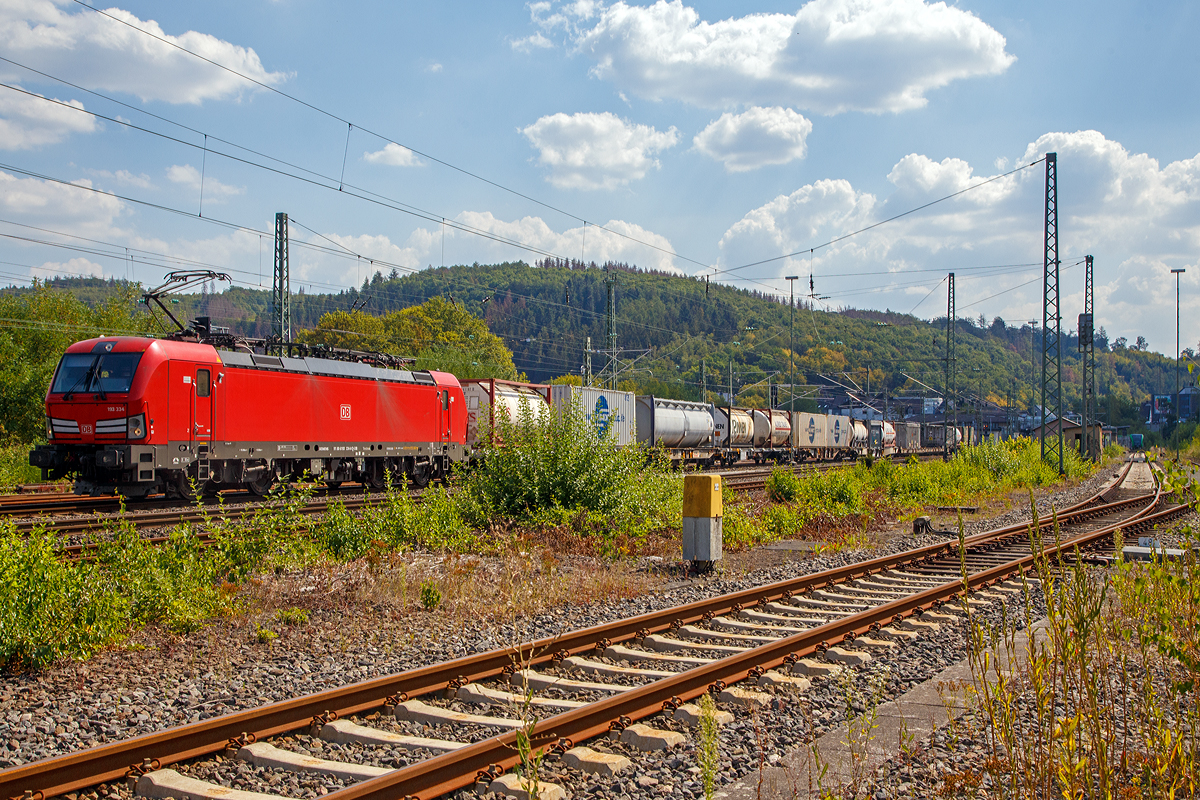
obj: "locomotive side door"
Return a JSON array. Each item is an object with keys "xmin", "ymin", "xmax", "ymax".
[
  {"xmin": 193, "ymin": 367, "xmax": 213, "ymax": 481},
  {"xmin": 193, "ymin": 368, "xmax": 213, "ymax": 441},
  {"xmin": 438, "ymin": 389, "xmax": 450, "ymax": 445}
]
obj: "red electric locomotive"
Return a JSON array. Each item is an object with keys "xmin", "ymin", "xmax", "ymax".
[{"xmin": 30, "ymin": 335, "xmax": 467, "ymax": 497}]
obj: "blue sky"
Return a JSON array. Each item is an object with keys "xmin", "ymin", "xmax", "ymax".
[{"xmin": 0, "ymin": 0, "xmax": 1196, "ymax": 361}]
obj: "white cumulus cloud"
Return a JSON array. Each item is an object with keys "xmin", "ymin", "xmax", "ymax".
[
  {"xmin": 31, "ymin": 256, "xmax": 105, "ymax": 280},
  {"xmin": 520, "ymin": 111, "xmax": 679, "ymax": 190},
  {"xmin": 166, "ymin": 164, "xmax": 244, "ymax": 200},
  {"xmin": 694, "ymin": 106, "xmax": 813, "ymax": 172},
  {"xmin": 363, "ymin": 143, "xmax": 423, "ymax": 167},
  {"xmin": 511, "ymin": 32, "xmax": 554, "ymax": 52},
  {"xmin": 0, "ymin": 1, "xmax": 286, "ymax": 104},
  {"xmin": 0, "ymin": 86, "xmax": 96, "ymax": 149},
  {"xmin": 539, "ymin": 0, "xmax": 1012, "ymax": 114},
  {"xmin": 0, "ymin": 170, "xmax": 124, "ymax": 238},
  {"xmin": 83, "ymin": 168, "xmax": 154, "ymax": 189},
  {"xmin": 714, "ymin": 130, "xmax": 1200, "ymax": 355}
]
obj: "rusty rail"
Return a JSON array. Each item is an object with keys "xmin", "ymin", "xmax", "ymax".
[{"xmin": 0, "ymin": 462, "xmax": 1162, "ymax": 800}]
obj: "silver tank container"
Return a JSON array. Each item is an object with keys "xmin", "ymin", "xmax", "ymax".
[{"xmin": 636, "ymin": 396, "xmax": 716, "ymax": 448}]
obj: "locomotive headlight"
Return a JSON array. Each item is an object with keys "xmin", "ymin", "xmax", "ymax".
[{"xmin": 127, "ymin": 413, "xmax": 146, "ymax": 439}]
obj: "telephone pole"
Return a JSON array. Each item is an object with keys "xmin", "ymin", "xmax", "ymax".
[
  {"xmin": 605, "ymin": 268, "xmax": 617, "ymax": 389},
  {"xmin": 1173, "ymin": 267, "xmax": 1186, "ymax": 458},
  {"xmin": 584, "ymin": 336, "xmax": 592, "ymax": 387}
]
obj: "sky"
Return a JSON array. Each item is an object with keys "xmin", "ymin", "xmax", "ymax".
[{"xmin": 0, "ymin": 0, "xmax": 1197, "ymax": 360}]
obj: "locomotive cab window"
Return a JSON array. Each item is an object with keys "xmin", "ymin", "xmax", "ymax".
[
  {"xmin": 196, "ymin": 369, "xmax": 211, "ymax": 397},
  {"xmin": 51, "ymin": 352, "xmax": 142, "ymax": 395},
  {"xmin": 441, "ymin": 390, "xmax": 450, "ymax": 410}
]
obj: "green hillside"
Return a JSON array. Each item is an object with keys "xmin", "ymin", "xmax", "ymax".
[{"xmin": 4, "ymin": 264, "xmax": 1187, "ymax": 434}]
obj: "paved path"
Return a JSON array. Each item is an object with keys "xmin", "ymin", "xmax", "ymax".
[{"xmin": 717, "ymin": 621, "xmax": 1048, "ymax": 800}]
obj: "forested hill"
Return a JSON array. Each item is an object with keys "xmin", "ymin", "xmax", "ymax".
[{"xmin": 9, "ymin": 263, "xmax": 1184, "ymax": 419}]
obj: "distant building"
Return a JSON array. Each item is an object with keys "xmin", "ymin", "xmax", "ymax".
[
  {"xmin": 1029, "ymin": 420, "xmax": 1112, "ymax": 453},
  {"xmin": 1180, "ymin": 387, "xmax": 1200, "ymax": 421}
]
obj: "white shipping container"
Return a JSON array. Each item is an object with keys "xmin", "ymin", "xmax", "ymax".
[
  {"xmin": 791, "ymin": 412, "xmax": 827, "ymax": 449},
  {"xmin": 549, "ymin": 385, "xmax": 636, "ymax": 446},
  {"xmin": 768, "ymin": 410, "xmax": 791, "ymax": 447},
  {"xmin": 827, "ymin": 414, "xmax": 852, "ymax": 449},
  {"xmin": 896, "ymin": 422, "xmax": 922, "ymax": 452}
]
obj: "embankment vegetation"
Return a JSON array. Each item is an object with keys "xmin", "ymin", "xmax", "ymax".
[
  {"xmin": 725, "ymin": 438, "xmax": 1096, "ymax": 550},
  {"xmin": 2, "ymin": 397, "xmax": 1104, "ymax": 670},
  {"xmin": 958, "ymin": 463, "xmax": 1199, "ymax": 798}
]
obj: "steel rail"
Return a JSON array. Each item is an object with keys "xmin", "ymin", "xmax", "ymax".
[
  {"xmin": 0, "ymin": 463, "xmax": 1145, "ymax": 800},
  {"xmin": 325, "ymin": 475, "xmax": 1182, "ymax": 800}
]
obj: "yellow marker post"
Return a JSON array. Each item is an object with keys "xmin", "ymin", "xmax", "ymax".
[{"xmin": 682, "ymin": 473, "xmax": 723, "ymax": 565}]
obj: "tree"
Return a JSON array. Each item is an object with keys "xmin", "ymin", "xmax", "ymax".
[
  {"xmin": 1135, "ymin": 335, "xmax": 1149, "ymax": 351},
  {"xmin": 0, "ymin": 282, "xmax": 155, "ymax": 442},
  {"xmin": 299, "ymin": 296, "xmax": 519, "ymax": 380},
  {"xmin": 1113, "ymin": 337, "xmax": 1128, "ymax": 350}
]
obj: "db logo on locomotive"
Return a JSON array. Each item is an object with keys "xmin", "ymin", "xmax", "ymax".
[{"xmin": 340, "ymin": 404, "xmax": 351, "ymax": 420}]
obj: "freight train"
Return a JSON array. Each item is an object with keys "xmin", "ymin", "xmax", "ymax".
[{"xmin": 32, "ymin": 335, "xmax": 966, "ymax": 497}]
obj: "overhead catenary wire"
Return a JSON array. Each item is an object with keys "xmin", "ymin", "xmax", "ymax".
[
  {"xmin": 709, "ymin": 158, "xmax": 1045, "ymax": 279},
  {"xmin": 43, "ymin": 11, "xmax": 713, "ymax": 272},
  {"xmin": 0, "ymin": 63, "xmax": 1058, "ymax": 328}
]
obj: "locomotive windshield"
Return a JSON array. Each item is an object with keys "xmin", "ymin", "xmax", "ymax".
[{"xmin": 51, "ymin": 352, "xmax": 142, "ymax": 396}]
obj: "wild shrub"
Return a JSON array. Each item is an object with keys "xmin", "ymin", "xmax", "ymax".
[
  {"xmin": 463, "ymin": 396, "xmax": 676, "ymax": 525},
  {"xmin": 0, "ymin": 439, "xmax": 42, "ymax": 490},
  {"xmin": 275, "ymin": 607, "xmax": 309, "ymax": 626},
  {"xmin": 765, "ymin": 466, "xmax": 801, "ymax": 502},
  {"xmin": 0, "ymin": 523, "xmax": 126, "ymax": 668}
]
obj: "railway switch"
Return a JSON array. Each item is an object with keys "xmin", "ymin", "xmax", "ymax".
[{"xmin": 683, "ymin": 473, "xmax": 722, "ymax": 566}]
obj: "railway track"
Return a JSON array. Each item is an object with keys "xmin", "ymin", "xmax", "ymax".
[
  {"xmin": 0, "ymin": 452, "xmax": 948, "ymax": 522},
  {"xmin": 8, "ymin": 456, "xmax": 941, "ymax": 540},
  {"xmin": 2, "ymin": 457, "xmax": 1187, "ymax": 800}
]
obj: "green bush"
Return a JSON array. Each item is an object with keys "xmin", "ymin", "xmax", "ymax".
[
  {"xmin": 0, "ymin": 520, "xmax": 237, "ymax": 669},
  {"xmin": 765, "ymin": 467, "xmax": 801, "ymax": 503},
  {"xmin": 0, "ymin": 440, "xmax": 42, "ymax": 490},
  {"xmin": 734, "ymin": 437, "xmax": 1099, "ymax": 551},
  {"xmin": 420, "ymin": 579, "xmax": 442, "ymax": 611},
  {"xmin": 463, "ymin": 396, "xmax": 677, "ymax": 527}
]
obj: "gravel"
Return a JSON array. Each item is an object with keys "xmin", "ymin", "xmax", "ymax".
[{"xmin": 0, "ymin": 463, "xmax": 1158, "ymax": 800}]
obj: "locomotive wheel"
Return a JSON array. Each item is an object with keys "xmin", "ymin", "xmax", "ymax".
[
  {"xmin": 246, "ymin": 474, "xmax": 275, "ymax": 496},
  {"xmin": 363, "ymin": 471, "xmax": 386, "ymax": 491},
  {"xmin": 174, "ymin": 471, "xmax": 201, "ymax": 501},
  {"xmin": 408, "ymin": 462, "xmax": 432, "ymax": 489}
]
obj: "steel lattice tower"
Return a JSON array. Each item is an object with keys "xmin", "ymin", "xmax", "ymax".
[
  {"xmin": 272, "ymin": 212, "xmax": 291, "ymax": 346},
  {"xmin": 1081, "ymin": 255, "xmax": 1096, "ymax": 461},
  {"xmin": 945, "ymin": 272, "xmax": 955, "ymax": 461},
  {"xmin": 605, "ymin": 269, "xmax": 617, "ymax": 389},
  {"xmin": 1041, "ymin": 154, "xmax": 1064, "ymax": 473}
]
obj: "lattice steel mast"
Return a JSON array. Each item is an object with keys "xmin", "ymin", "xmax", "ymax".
[
  {"xmin": 1080, "ymin": 255, "xmax": 1096, "ymax": 461},
  {"xmin": 1041, "ymin": 153, "xmax": 1064, "ymax": 474},
  {"xmin": 605, "ymin": 268, "xmax": 617, "ymax": 389},
  {"xmin": 272, "ymin": 212, "xmax": 291, "ymax": 348},
  {"xmin": 945, "ymin": 272, "xmax": 955, "ymax": 462}
]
